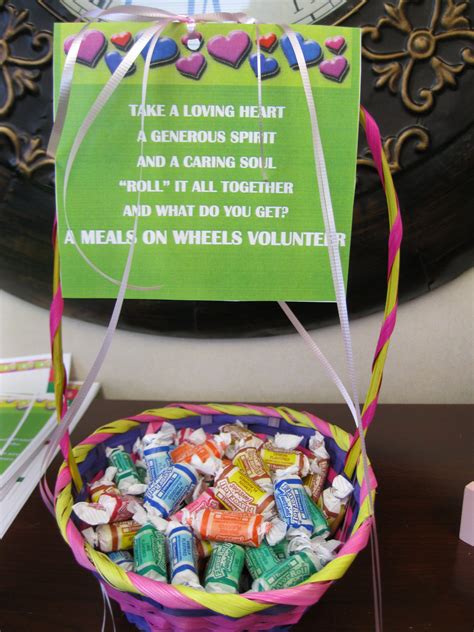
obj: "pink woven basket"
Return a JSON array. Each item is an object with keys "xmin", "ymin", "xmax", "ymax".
[{"xmin": 54, "ymin": 403, "xmax": 375, "ymax": 631}]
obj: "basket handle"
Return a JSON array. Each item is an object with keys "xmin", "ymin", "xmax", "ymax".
[{"xmin": 343, "ymin": 107, "xmax": 402, "ymax": 478}]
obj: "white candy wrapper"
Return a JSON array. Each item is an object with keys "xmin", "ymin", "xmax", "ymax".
[
  {"xmin": 323, "ymin": 475, "xmax": 353, "ymax": 513},
  {"xmin": 321, "ymin": 475, "xmax": 354, "ymax": 534},
  {"xmin": 308, "ymin": 431, "xmax": 326, "ymax": 451},
  {"xmin": 309, "ymin": 444, "xmax": 330, "ymax": 474},
  {"xmin": 73, "ymin": 493, "xmax": 142, "ymax": 526},
  {"xmin": 286, "ymin": 535, "xmax": 341, "ymax": 566},
  {"xmin": 219, "ymin": 422, "xmax": 261, "ymax": 459},
  {"xmin": 89, "ymin": 466, "xmax": 118, "ymax": 503},
  {"xmin": 190, "ymin": 454, "xmax": 223, "ymax": 478},
  {"xmin": 265, "ymin": 517, "xmax": 288, "ymax": 546},
  {"xmin": 132, "ymin": 502, "xmax": 169, "ymax": 533},
  {"xmin": 144, "ymin": 422, "xmax": 177, "ymax": 447},
  {"xmin": 273, "ymin": 433, "xmax": 304, "ymax": 450},
  {"xmin": 167, "ymin": 520, "xmax": 202, "ymax": 589},
  {"xmin": 304, "ymin": 434, "xmax": 331, "ymax": 502},
  {"xmin": 188, "ymin": 428, "xmax": 207, "ymax": 445}
]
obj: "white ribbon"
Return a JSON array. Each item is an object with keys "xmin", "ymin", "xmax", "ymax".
[{"xmin": 45, "ymin": 13, "xmax": 382, "ymax": 629}]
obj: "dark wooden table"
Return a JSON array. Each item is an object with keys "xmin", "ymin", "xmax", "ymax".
[{"xmin": 1, "ymin": 400, "xmax": 473, "ymax": 631}]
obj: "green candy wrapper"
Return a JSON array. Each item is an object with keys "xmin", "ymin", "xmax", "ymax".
[
  {"xmin": 204, "ymin": 542, "xmax": 245, "ymax": 594},
  {"xmin": 106, "ymin": 446, "xmax": 146, "ymax": 494},
  {"xmin": 251, "ymin": 549, "xmax": 318, "ymax": 592},
  {"xmin": 133, "ymin": 524, "xmax": 167, "ymax": 582},
  {"xmin": 245, "ymin": 542, "xmax": 281, "ymax": 581},
  {"xmin": 272, "ymin": 540, "xmax": 287, "ymax": 561},
  {"xmin": 305, "ymin": 493, "xmax": 330, "ymax": 539}
]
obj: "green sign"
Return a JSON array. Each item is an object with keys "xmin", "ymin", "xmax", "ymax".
[{"xmin": 54, "ymin": 22, "xmax": 361, "ymax": 301}]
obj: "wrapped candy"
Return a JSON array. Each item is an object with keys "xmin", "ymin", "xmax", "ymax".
[
  {"xmin": 273, "ymin": 433, "xmax": 304, "ymax": 450},
  {"xmin": 220, "ymin": 422, "xmax": 264, "ymax": 458},
  {"xmin": 189, "ymin": 509, "xmax": 286, "ymax": 547},
  {"xmin": 214, "ymin": 464, "xmax": 275, "ymax": 517},
  {"xmin": 167, "ymin": 521, "xmax": 202, "ymax": 589},
  {"xmin": 140, "ymin": 422, "xmax": 176, "ymax": 480},
  {"xmin": 171, "ymin": 434, "xmax": 228, "ymax": 465},
  {"xmin": 144, "ymin": 463, "xmax": 198, "ymax": 519},
  {"xmin": 233, "ymin": 446, "xmax": 272, "ymax": 492},
  {"xmin": 89, "ymin": 467, "xmax": 119, "ymax": 502},
  {"xmin": 76, "ymin": 420, "xmax": 340, "ymax": 595},
  {"xmin": 304, "ymin": 432, "xmax": 330, "ymax": 502},
  {"xmin": 171, "ymin": 488, "xmax": 220, "ymax": 523},
  {"xmin": 251, "ymin": 537, "xmax": 340, "ymax": 592},
  {"xmin": 73, "ymin": 492, "xmax": 142, "ymax": 526},
  {"xmin": 286, "ymin": 535, "xmax": 341, "ymax": 559},
  {"xmin": 143, "ymin": 445, "xmax": 173, "ymax": 481},
  {"xmin": 319, "ymin": 475, "xmax": 354, "ymax": 534},
  {"xmin": 204, "ymin": 542, "xmax": 245, "ymax": 594},
  {"xmin": 133, "ymin": 523, "xmax": 167, "ymax": 581},
  {"xmin": 135, "ymin": 459, "xmax": 148, "ymax": 484},
  {"xmin": 108, "ymin": 550, "xmax": 134, "ymax": 571},
  {"xmin": 176, "ymin": 427, "xmax": 206, "ymax": 445},
  {"xmin": 105, "ymin": 446, "xmax": 146, "ymax": 495},
  {"xmin": 272, "ymin": 540, "xmax": 287, "ymax": 561},
  {"xmin": 83, "ymin": 519, "xmax": 140, "ymax": 552},
  {"xmin": 260, "ymin": 442, "xmax": 309, "ymax": 477},
  {"xmin": 245, "ymin": 542, "xmax": 280, "ymax": 581},
  {"xmin": 251, "ymin": 549, "xmax": 319, "ymax": 592},
  {"xmin": 273, "ymin": 466, "xmax": 313, "ymax": 538},
  {"xmin": 305, "ymin": 493, "xmax": 330, "ymax": 539}
]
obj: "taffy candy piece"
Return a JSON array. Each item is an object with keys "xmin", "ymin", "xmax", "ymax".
[
  {"xmin": 204, "ymin": 542, "xmax": 245, "ymax": 593},
  {"xmin": 106, "ymin": 446, "xmax": 146, "ymax": 495},
  {"xmin": 134, "ymin": 523, "xmax": 167, "ymax": 581},
  {"xmin": 167, "ymin": 521, "xmax": 202, "ymax": 589},
  {"xmin": 83, "ymin": 519, "xmax": 140, "ymax": 552}
]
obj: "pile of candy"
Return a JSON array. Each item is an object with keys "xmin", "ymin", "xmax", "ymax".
[{"xmin": 74, "ymin": 421, "xmax": 354, "ymax": 593}]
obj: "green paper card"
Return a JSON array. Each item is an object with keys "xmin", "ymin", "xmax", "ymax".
[{"xmin": 54, "ymin": 22, "xmax": 361, "ymax": 301}]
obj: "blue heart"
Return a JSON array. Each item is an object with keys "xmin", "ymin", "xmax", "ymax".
[
  {"xmin": 249, "ymin": 53, "xmax": 279, "ymax": 79},
  {"xmin": 140, "ymin": 36, "xmax": 179, "ymax": 66},
  {"xmin": 281, "ymin": 33, "xmax": 322, "ymax": 69},
  {"xmin": 105, "ymin": 51, "xmax": 136, "ymax": 76}
]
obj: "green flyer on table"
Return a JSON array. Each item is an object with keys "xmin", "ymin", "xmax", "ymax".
[{"xmin": 54, "ymin": 22, "xmax": 361, "ymax": 301}]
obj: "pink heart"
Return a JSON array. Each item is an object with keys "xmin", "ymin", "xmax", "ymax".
[
  {"xmin": 176, "ymin": 53, "xmax": 207, "ymax": 79},
  {"xmin": 319, "ymin": 56, "xmax": 349, "ymax": 82},
  {"xmin": 181, "ymin": 31, "xmax": 203, "ymax": 51},
  {"xmin": 64, "ymin": 30, "xmax": 106, "ymax": 67},
  {"xmin": 207, "ymin": 30, "xmax": 251, "ymax": 68},
  {"xmin": 325, "ymin": 35, "xmax": 346, "ymax": 54}
]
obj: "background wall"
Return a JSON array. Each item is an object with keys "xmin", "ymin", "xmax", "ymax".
[{"xmin": 1, "ymin": 269, "xmax": 472, "ymax": 404}]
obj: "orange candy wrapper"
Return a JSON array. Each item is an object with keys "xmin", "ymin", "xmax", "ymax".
[
  {"xmin": 171, "ymin": 437, "xmax": 225, "ymax": 465},
  {"xmin": 189, "ymin": 509, "xmax": 286, "ymax": 548}
]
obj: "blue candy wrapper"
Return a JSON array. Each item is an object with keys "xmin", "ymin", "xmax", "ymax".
[
  {"xmin": 167, "ymin": 521, "xmax": 202, "ymax": 589},
  {"xmin": 144, "ymin": 463, "xmax": 198, "ymax": 518}
]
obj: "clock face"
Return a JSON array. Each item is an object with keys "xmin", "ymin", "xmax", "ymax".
[{"xmin": 53, "ymin": 0, "xmax": 358, "ymax": 24}]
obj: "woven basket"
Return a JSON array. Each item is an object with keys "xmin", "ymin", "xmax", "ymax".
[
  {"xmin": 51, "ymin": 107, "xmax": 401, "ymax": 630},
  {"xmin": 54, "ymin": 405, "xmax": 374, "ymax": 631}
]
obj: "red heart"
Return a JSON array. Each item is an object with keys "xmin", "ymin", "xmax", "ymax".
[
  {"xmin": 111, "ymin": 31, "xmax": 132, "ymax": 51},
  {"xmin": 258, "ymin": 32, "xmax": 277, "ymax": 52}
]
